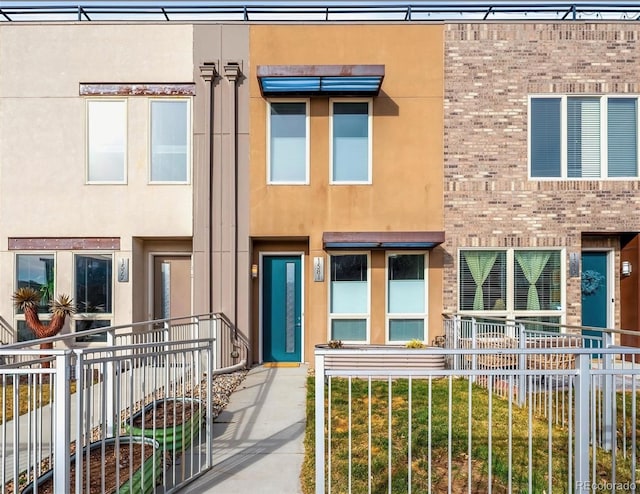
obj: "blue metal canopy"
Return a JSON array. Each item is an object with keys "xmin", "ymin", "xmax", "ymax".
[{"xmin": 257, "ymin": 65, "xmax": 385, "ymax": 97}]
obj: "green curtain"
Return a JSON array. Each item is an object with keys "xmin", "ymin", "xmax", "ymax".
[
  {"xmin": 463, "ymin": 251, "xmax": 498, "ymax": 310},
  {"xmin": 515, "ymin": 251, "xmax": 551, "ymax": 310}
]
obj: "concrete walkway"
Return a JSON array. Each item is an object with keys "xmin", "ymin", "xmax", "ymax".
[{"xmin": 180, "ymin": 364, "xmax": 308, "ymax": 493}]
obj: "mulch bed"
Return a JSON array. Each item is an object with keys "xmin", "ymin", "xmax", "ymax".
[
  {"xmin": 35, "ymin": 442, "xmax": 157, "ymax": 494},
  {"xmin": 131, "ymin": 399, "xmax": 199, "ymax": 428}
]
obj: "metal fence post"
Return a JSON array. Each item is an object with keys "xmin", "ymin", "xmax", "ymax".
[
  {"xmin": 54, "ymin": 352, "xmax": 71, "ymax": 493},
  {"xmin": 212, "ymin": 317, "xmax": 219, "ymax": 371},
  {"xmin": 471, "ymin": 317, "xmax": 477, "ymax": 381},
  {"xmin": 315, "ymin": 350, "xmax": 326, "ymax": 494},
  {"xmin": 518, "ymin": 323, "xmax": 527, "ymax": 406},
  {"xmin": 574, "ymin": 353, "xmax": 590, "ymax": 490},
  {"xmin": 602, "ymin": 333, "xmax": 614, "ymax": 451},
  {"xmin": 205, "ymin": 344, "xmax": 214, "ymax": 468},
  {"xmin": 105, "ymin": 331, "xmax": 116, "ymax": 436},
  {"xmin": 453, "ymin": 315, "xmax": 460, "ymax": 370}
]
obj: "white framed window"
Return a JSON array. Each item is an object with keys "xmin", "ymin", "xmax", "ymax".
[
  {"xmin": 386, "ymin": 252, "xmax": 428, "ymax": 343},
  {"xmin": 14, "ymin": 253, "xmax": 55, "ymax": 342},
  {"xmin": 74, "ymin": 253, "xmax": 113, "ymax": 342},
  {"xmin": 529, "ymin": 95, "xmax": 639, "ymax": 179},
  {"xmin": 329, "ymin": 253, "xmax": 369, "ymax": 342},
  {"xmin": 150, "ymin": 99, "xmax": 190, "ymax": 183},
  {"xmin": 267, "ymin": 100, "xmax": 309, "ymax": 184},
  {"xmin": 459, "ymin": 249, "xmax": 564, "ymax": 330},
  {"xmin": 330, "ymin": 99, "xmax": 372, "ymax": 184},
  {"xmin": 86, "ymin": 99, "xmax": 127, "ymax": 183}
]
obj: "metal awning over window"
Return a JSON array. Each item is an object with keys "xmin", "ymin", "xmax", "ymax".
[
  {"xmin": 257, "ymin": 65, "xmax": 384, "ymax": 97},
  {"xmin": 323, "ymin": 231, "xmax": 445, "ymax": 250}
]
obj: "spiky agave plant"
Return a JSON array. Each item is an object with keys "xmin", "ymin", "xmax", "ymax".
[{"xmin": 13, "ymin": 287, "xmax": 75, "ymax": 366}]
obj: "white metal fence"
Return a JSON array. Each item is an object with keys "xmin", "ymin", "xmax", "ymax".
[
  {"xmin": 314, "ymin": 330, "xmax": 640, "ymax": 493},
  {"xmin": 0, "ymin": 313, "xmax": 249, "ymax": 493}
]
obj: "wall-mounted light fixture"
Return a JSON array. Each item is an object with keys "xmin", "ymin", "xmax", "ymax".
[
  {"xmin": 622, "ymin": 260, "xmax": 633, "ymax": 277},
  {"xmin": 251, "ymin": 264, "xmax": 258, "ymax": 279}
]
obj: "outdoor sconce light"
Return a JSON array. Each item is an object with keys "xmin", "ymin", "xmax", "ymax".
[
  {"xmin": 251, "ymin": 264, "xmax": 258, "ymax": 279},
  {"xmin": 622, "ymin": 260, "xmax": 633, "ymax": 277}
]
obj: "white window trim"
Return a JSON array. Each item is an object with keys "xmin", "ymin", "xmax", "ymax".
[
  {"xmin": 85, "ymin": 98, "xmax": 128, "ymax": 185},
  {"xmin": 385, "ymin": 251, "xmax": 429, "ymax": 344},
  {"xmin": 329, "ymin": 98, "xmax": 373, "ymax": 185},
  {"xmin": 266, "ymin": 99, "xmax": 310, "ymax": 185},
  {"xmin": 148, "ymin": 98, "xmax": 192, "ymax": 185},
  {"xmin": 528, "ymin": 94, "xmax": 640, "ymax": 180},
  {"xmin": 458, "ymin": 247, "xmax": 566, "ymax": 324},
  {"xmin": 328, "ymin": 251, "xmax": 371, "ymax": 344}
]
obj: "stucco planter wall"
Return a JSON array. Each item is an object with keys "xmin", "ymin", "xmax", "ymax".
[{"xmin": 316, "ymin": 344, "xmax": 446, "ymax": 371}]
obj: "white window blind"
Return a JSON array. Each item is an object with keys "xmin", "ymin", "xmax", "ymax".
[{"xmin": 567, "ymin": 97, "xmax": 601, "ymax": 178}]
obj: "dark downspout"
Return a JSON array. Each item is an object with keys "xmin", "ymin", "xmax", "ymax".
[
  {"xmin": 199, "ymin": 63, "xmax": 217, "ymax": 314},
  {"xmin": 224, "ymin": 62, "xmax": 241, "ymax": 333}
]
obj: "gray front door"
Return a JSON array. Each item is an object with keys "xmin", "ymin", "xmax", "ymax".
[{"xmin": 153, "ymin": 255, "xmax": 191, "ymax": 320}]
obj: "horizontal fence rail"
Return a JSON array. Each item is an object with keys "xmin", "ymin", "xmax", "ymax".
[
  {"xmin": 315, "ymin": 323, "xmax": 640, "ymax": 493},
  {"xmin": 0, "ymin": 312, "xmax": 249, "ymax": 493},
  {"xmin": 3, "ymin": 2, "xmax": 640, "ymax": 22}
]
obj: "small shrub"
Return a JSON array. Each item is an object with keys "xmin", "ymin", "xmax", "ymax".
[
  {"xmin": 328, "ymin": 339, "xmax": 343, "ymax": 349},
  {"xmin": 405, "ymin": 339, "xmax": 426, "ymax": 349}
]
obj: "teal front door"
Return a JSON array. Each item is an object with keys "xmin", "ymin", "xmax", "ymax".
[
  {"xmin": 581, "ymin": 251, "xmax": 609, "ymax": 349},
  {"xmin": 263, "ymin": 256, "xmax": 302, "ymax": 362}
]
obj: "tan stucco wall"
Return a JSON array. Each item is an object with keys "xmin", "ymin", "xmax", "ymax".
[
  {"xmin": 191, "ymin": 24, "xmax": 250, "ymax": 335},
  {"xmin": 249, "ymin": 25, "xmax": 445, "ymax": 362},
  {"xmin": 0, "ymin": 24, "xmax": 194, "ymax": 330}
]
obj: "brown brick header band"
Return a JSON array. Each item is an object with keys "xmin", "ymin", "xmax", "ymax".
[{"xmin": 9, "ymin": 237, "xmax": 121, "ymax": 250}]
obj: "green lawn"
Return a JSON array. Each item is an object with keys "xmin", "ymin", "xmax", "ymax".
[{"xmin": 302, "ymin": 376, "xmax": 639, "ymax": 494}]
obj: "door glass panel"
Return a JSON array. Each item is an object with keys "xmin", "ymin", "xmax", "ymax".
[
  {"xmin": 161, "ymin": 262, "xmax": 171, "ymax": 319},
  {"xmin": 286, "ymin": 262, "xmax": 295, "ymax": 353}
]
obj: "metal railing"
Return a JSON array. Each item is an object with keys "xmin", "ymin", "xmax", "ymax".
[
  {"xmin": 2, "ymin": 2, "xmax": 640, "ymax": 22},
  {"xmin": 1, "ymin": 312, "xmax": 249, "ymax": 370},
  {"xmin": 314, "ymin": 327, "xmax": 640, "ymax": 492},
  {"xmin": 0, "ymin": 313, "xmax": 249, "ymax": 493}
]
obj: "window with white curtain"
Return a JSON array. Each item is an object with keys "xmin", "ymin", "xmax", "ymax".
[
  {"xmin": 329, "ymin": 253, "xmax": 369, "ymax": 342},
  {"xmin": 530, "ymin": 95, "xmax": 638, "ymax": 179},
  {"xmin": 459, "ymin": 249, "xmax": 563, "ymax": 329},
  {"xmin": 387, "ymin": 253, "xmax": 427, "ymax": 342},
  {"xmin": 268, "ymin": 101, "xmax": 308, "ymax": 184}
]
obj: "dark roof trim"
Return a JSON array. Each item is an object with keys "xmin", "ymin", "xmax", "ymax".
[
  {"xmin": 257, "ymin": 64, "xmax": 384, "ymax": 97},
  {"xmin": 323, "ymin": 231, "xmax": 445, "ymax": 250}
]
